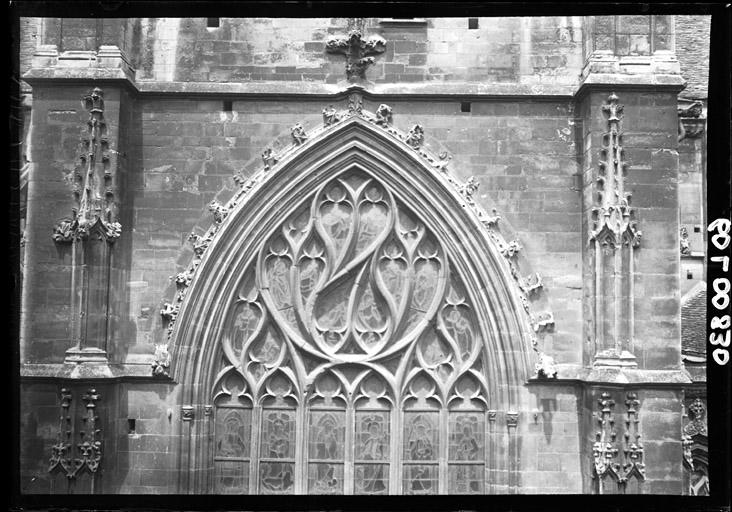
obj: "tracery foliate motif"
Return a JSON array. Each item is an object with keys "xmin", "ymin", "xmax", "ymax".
[{"xmin": 215, "ymin": 169, "xmax": 487, "ymax": 402}]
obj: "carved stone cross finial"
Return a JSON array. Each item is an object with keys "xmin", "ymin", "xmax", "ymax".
[{"xmin": 326, "ymin": 21, "xmax": 386, "ymax": 81}]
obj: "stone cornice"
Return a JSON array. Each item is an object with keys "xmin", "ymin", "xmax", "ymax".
[
  {"xmin": 528, "ymin": 364, "xmax": 693, "ymax": 386},
  {"xmin": 23, "ymin": 67, "xmax": 138, "ymax": 92},
  {"xmin": 20, "ymin": 363, "xmax": 175, "ymax": 381},
  {"xmin": 21, "ymin": 70, "xmax": 577, "ymax": 99},
  {"xmin": 136, "ymin": 80, "xmax": 577, "ymax": 99},
  {"xmin": 576, "ymin": 73, "xmax": 686, "ymax": 102},
  {"xmin": 24, "ymin": 68, "xmax": 690, "ymax": 101}
]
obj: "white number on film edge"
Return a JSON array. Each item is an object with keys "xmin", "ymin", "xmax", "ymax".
[{"xmin": 708, "ymin": 218, "xmax": 731, "ymax": 365}]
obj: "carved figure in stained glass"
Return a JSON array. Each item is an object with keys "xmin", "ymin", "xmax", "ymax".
[
  {"xmin": 410, "ymin": 466, "xmax": 433, "ymax": 493},
  {"xmin": 444, "ymin": 307, "xmax": 473, "ymax": 357},
  {"xmin": 260, "ymin": 413, "xmax": 294, "ymax": 493},
  {"xmin": 268, "ymin": 415, "xmax": 290, "ymax": 458},
  {"xmin": 358, "ymin": 417, "xmax": 388, "ymax": 493},
  {"xmin": 260, "ymin": 462, "xmax": 293, "ymax": 493},
  {"xmin": 269, "ymin": 259, "xmax": 290, "ymax": 307},
  {"xmin": 234, "ymin": 305, "xmax": 258, "ymax": 339},
  {"xmin": 408, "ymin": 417, "xmax": 434, "ymax": 460},
  {"xmin": 299, "ymin": 259, "xmax": 320, "ymax": 299},
  {"xmin": 361, "ymin": 418, "xmax": 387, "ymax": 460},
  {"xmin": 456, "ymin": 423, "xmax": 479, "ymax": 460},
  {"xmin": 315, "ymin": 415, "xmax": 339, "ymax": 459},
  {"xmin": 217, "ymin": 411, "xmax": 247, "ymax": 457},
  {"xmin": 312, "ymin": 414, "xmax": 341, "ymax": 492},
  {"xmin": 254, "ymin": 333, "xmax": 281, "ymax": 364}
]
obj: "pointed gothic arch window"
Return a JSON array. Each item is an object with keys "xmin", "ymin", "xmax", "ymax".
[{"xmin": 174, "ymin": 114, "xmax": 535, "ymax": 494}]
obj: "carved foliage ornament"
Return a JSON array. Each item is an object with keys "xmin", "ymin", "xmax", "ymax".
[
  {"xmin": 152, "ymin": 343, "xmax": 171, "ymax": 378},
  {"xmin": 405, "ymin": 124, "xmax": 424, "ymax": 149}
]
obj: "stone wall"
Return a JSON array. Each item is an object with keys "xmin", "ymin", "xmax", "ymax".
[
  {"xmin": 124, "ymin": 17, "xmax": 585, "ymax": 85},
  {"xmin": 675, "ymin": 15, "xmax": 711, "ymax": 100}
]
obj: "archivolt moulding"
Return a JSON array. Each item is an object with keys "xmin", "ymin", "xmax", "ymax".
[{"xmin": 163, "ymin": 95, "xmax": 554, "ymax": 413}]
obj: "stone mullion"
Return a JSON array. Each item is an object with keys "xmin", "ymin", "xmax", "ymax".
[
  {"xmin": 438, "ymin": 408, "xmax": 448, "ymax": 494},
  {"xmin": 344, "ymin": 404, "xmax": 354, "ymax": 494},
  {"xmin": 391, "ymin": 407, "xmax": 401, "ymax": 494},
  {"xmin": 250, "ymin": 404, "xmax": 262, "ymax": 494},
  {"xmin": 295, "ymin": 405, "xmax": 307, "ymax": 493}
]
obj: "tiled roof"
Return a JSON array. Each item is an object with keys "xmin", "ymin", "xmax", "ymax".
[{"xmin": 682, "ymin": 281, "xmax": 706, "ymax": 357}]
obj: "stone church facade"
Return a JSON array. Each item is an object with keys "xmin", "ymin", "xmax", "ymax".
[{"xmin": 17, "ymin": 15, "xmax": 710, "ymax": 495}]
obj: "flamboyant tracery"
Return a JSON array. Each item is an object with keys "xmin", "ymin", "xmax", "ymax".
[
  {"xmin": 168, "ymin": 102, "xmax": 539, "ymax": 495},
  {"xmin": 210, "ymin": 169, "xmax": 490, "ymax": 494}
]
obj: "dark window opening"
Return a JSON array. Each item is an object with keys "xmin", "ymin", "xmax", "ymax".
[
  {"xmin": 223, "ymin": 100, "xmax": 233, "ymax": 112},
  {"xmin": 468, "ymin": 18, "xmax": 479, "ymax": 30},
  {"xmin": 687, "ymin": 270, "xmax": 693, "ymax": 279},
  {"xmin": 461, "ymin": 102, "xmax": 471, "ymax": 113},
  {"xmin": 207, "ymin": 18, "xmax": 220, "ymax": 28},
  {"xmin": 128, "ymin": 418, "xmax": 136, "ymax": 434},
  {"xmin": 694, "ymin": 226, "xmax": 701, "ymax": 233}
]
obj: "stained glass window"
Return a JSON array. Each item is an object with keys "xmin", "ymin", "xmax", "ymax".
[
  {"xmin": 448, "ymin": 412, "xmax": 485, "ymax": 494},
  {"xmin": 259, "ymin": 409, "xmax": 296, "ymax": 494},
  {"xmin": 210, "ymin": 169, "xmax": 491, "ymax": 494},
  {"xmin": 354, "ymin": 411, "xmax": 390, "ymax": 494},
  {"xmin": 213, "ymin": 407, "xmax": 251, "ymax": 494},
  {"xmin": 306, "ymin": 410, "xmax": 345, "ymax": 494},
  {"xmin": 402, "ymin": 412, "xmax": 439, "ymax": 494}
]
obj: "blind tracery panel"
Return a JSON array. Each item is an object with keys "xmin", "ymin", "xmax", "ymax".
[{"xmin": 211, "ymin": 169, "xmax": 490, "ymax": 494}]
